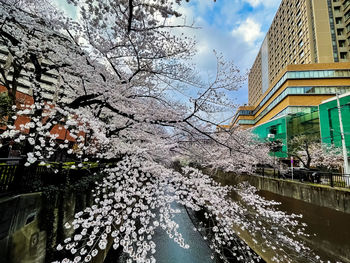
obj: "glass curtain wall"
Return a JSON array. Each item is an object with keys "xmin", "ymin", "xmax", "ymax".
[{"xmin": 319, "ymin": 95, "xmax": 350, "ymax": 152}]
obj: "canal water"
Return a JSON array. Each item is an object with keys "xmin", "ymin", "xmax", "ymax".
[
  {"xmin": 105, "ymin": 189, "xmax": 350, "ymax": 263},
  {"xmin": 105, "ymin": 201, "xmax": 216, "ymax": 263},
  {"xmin": 259, "ymin": 190, "xmax": 350, "ymax": 263},
  {"xmin": 150, "ymin": 202, "xmax": 215, "ymax": 263}
]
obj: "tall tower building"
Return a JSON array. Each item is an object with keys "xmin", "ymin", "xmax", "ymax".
[
  {"xmin": 249, "ymin": 0, "xmax": 350, "ymax": 106},
  {"xmin": 229, "ymin": 0, "xmax": 350, "ymax": 159}
]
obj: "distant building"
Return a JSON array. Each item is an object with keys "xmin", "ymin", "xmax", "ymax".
[
  {"xmin": 233, "ymin": 63, "xmax": 350, "ymax": 130},
  {"xmin": 229, "ymin": 0, "xmax": 350, "ymax": 162},
  {"xmin": 248, "ymin": 0, "xmax": 350, "ymax": 106},
  {"xmin": 0, "ymin": 45, "xmax": 61, "ymax": 102}
]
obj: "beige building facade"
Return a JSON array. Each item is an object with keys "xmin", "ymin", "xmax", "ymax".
[{"xmin": 248, "ymin": 0, "xmax": 350, "ymax": 106}]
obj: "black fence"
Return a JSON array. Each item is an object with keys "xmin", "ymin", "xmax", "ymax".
[
  {"xmin": 256, "ymin": 167, "xmax": 350, "ymax": 189},
  {"xmin": 0, "ymin": 158, "xmax": 105, "ymax": 196}
]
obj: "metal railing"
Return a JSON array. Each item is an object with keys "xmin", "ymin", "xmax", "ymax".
[
  {"xmin": 256, "ymin": 167, "xmax": 350, "ymax": 189},
  {"xmin": 0, "ymin": 158, "xmax": 104, "ymax": 196}
]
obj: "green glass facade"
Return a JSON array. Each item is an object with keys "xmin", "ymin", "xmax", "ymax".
[
  {"xmin": 319, "ymin": 94, "xmax": 350, "ymax": 153},
  {"xmin": 252, "ymin": 106, "xmax": 320, "ymax": 158},
  {"xmin": 253, "ymin": 116, "xmax": 288, "ymax": 157}
]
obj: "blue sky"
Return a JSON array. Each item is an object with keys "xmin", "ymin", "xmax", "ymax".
[
  {"xmin": 169, "ymin": 0, "xmax": 281, "ymax": 122},
  {"xmin": 54, "ymin": 0, "xmax": 281, "ymax": 122}
]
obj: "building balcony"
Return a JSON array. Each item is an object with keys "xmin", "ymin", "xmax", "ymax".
[{"xmin": 343, "ymin": 0, "xmax": 350, "ymax": 13}]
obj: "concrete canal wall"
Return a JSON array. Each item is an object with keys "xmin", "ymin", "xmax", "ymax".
[
  {"xmin": 215, "ymin": 172, "xmax": 350, "ymax": 214},
  {"xmin": 0, "ymin": 190, "xmax": 97, "ymax": 263},
  {"xmin": 214, "ymin": 171, "xmax": 350, "ymax": 263}
]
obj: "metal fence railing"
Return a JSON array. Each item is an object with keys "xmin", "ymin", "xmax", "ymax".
[
  {"xmin": 0, "ymin": 158, "xmax": 104, "ymax": 196},
  {"xmin": 256, "ymin": 167, "xmax": 350, "ymax": 189}
]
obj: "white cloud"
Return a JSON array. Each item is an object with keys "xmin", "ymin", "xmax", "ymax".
[
  {"xmin": 244, "ymin": 0, "xmax": 279, "ymax": 8},
  {"xmin": 244, "ymin": 0, "xmax": 263, "ymax": 7},
  {"xmin": 231, "ymin": 18, "xmax": 263, "ymax": 44}
]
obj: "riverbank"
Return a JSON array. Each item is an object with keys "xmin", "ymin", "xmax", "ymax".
[
  {"xmin": 215, "ymin": 171, "xmax": 350, "ymax": 214},
  {"xmin": 213, "ymin": 171, "xmax": 350, "ymax": 263}
]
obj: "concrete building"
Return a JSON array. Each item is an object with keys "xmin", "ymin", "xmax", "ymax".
[
  {"xmin": 0, "ymin": 45, "xmax": 61, "ymax": 102},
  {"xmin": 248, "ymin": 0, "xmax": 350, "ymax": 106},
  {"xmin": 229, "ymin": 0, "xmax": 350, "ymax": 164},
  {"xmin": 233, "ymin": 63, "xmax": 350, "ymax": 128}
]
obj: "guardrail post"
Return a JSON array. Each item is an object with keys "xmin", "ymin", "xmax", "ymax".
[
  {"xmin": 262, "ymin": 167, "xmax": 264, "ymax": 177},
  {"xmin": 330, "ymin": 173, "xmax": 334, "ymax": 187}
]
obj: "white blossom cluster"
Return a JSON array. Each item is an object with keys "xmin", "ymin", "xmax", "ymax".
[{"xmin": 53, "ymin": 155, "xmax": 322, "ymax": 263}]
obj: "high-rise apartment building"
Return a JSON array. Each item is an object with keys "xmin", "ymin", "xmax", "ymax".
[
  {"xmin": 249, "ymin": 0, "xmax": 350, "ymax": 106},
  {"xmin": 229, "ymin": 0, "xmax": 350, "ymax": 161},
  {"xmin": 0, "ymin": 44, "xmax": 61, "ymax": 102}
]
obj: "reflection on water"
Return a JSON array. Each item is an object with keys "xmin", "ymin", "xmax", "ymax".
[
  {"xmin": 152, "ymin": 202, "xmax": 215, "ymax": 263},
  {"xmin": 107, "ymin": 201, "xmax": 216, "ymax": 263},
  {"xmin": 105, "ymin": 187, "xmax": 350, "ymax": 263},
  {"xmin": 259, "ymin": 190, "xmax": 350, "ymax": 263}
]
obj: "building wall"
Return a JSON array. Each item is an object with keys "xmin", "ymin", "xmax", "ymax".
[
  {"xmin": 247, "ymin": 0, "xmax": 350, "ymax": 108},
  {"xmin": 312, "ymin": 0, "xmax": 335, "ymax": 63},
  {"xmin": 256, "ymin": 94, "xmax": 333, "ymax": 126},
  {"xmin": 232, "ymin": 63, "xmax": 350, "ymax": 127},
  {"xmin": 248, "ymin": 51, "xmax": 263, "ymax": 105},
  {"xmin": 0, "ymin": 45, "xmax": 62, "ymax": 102}
]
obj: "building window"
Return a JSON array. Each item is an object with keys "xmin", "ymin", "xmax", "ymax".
[
  {"xmin": 339, "ymin": 40, "xmax": 346, "ymax": 47},
  {"xmin": 299, "ymin": 51, "xmax": 304, "ymax": 58},
  {"xmin": 335, "ymin": 17, "xmax": 342, "ymax": 24},
  {"xmin": 345, "ymin": 10, "xmax": 350, "ymax": 20},
  {"xmin": 337, "ymin": 28, "xmax": 344, "ymax": 35},
  {"xmin": 340, "ymin": 52, "xmax": 348, "ymax": 59},
  {"xmin": 299, "ymin": 40, "xmax": 304, "ymax": 47},
  {"xmin": 298, "ymin": 30, "xmax": 303, "ymax": 37},
  {"xmin": 297, "ymin": 19, "xmax": 302, "ymax": 27},
  {"xmin": 344, "ymin": 0, "xmax": 350, "ymax": 8}
]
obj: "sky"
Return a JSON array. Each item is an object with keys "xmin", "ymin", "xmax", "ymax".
[
  {"xmin": 175, "ymin": 1, "xmax": 280, "ymax": 98},
  {"xmin": 170, "ymin": 0, "xmax": 281, "ymax": 122},
  {"xmin": 54, "ymin": 0, "xmax": 281, "ymax": 123}
]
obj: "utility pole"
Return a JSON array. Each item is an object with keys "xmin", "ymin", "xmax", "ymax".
[{"xmin": 336, "ymin": 93, "xmax": 349, "ymax": 177}]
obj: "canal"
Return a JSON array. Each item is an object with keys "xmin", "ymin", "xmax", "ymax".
[
  {"xmin": 259, "ymin": 190, "xmax": 350, "ymax": 263},
  {"xmin": 105, "ymin": 188, "xmax": 350, "ymax": 263},
  {"xmin": 105, "ymin": 201, "xmax": 216, "ymax": 263}
]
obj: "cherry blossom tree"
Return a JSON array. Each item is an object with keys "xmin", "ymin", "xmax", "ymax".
[
  {"xmin": 0, "ymin": 1, "xmax": 327, "ymax": 263},
  {"xmin": 178, "ymin": 126, "xmax": 274, "ymax": 174},
  {"xmin": 55, "ymin": 155, "xmax": 318, "ymax": 263},
  {"xmin": 288, "ymin": 135, "xmax": 343, "ymax": 169}
]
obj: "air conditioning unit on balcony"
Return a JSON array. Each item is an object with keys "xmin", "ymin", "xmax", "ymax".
[{"xmin": 267, "ymin": 134, "xmax": 275, "ymax": 139}]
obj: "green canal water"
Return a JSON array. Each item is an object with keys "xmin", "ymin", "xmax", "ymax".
[
  {"xmin": 105, "ymin": 189, "xmax": 350, "ymax": 263},
  {"xmin": 105, "ymin": 201, "xmax": 216, "ymax": 263},
  {"xmin": 150, "ymin": 202, "xmax": 215, "ymax": 263}
]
